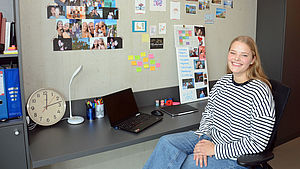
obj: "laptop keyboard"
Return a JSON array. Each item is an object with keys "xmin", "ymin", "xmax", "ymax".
[{"xmin": 118, "ymin": 113, "xmax": 151, "ymax": 129}]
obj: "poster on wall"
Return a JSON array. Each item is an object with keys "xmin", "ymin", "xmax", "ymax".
[{"xmin": 174, "ymin": 25, "xmax": 209, "ymax": 104}]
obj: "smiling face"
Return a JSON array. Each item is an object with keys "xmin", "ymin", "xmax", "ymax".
[{"xmin": 227, "ymin": 41, "xmax": 256, "ymax": 81}]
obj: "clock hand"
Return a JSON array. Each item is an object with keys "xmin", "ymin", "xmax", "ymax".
[
  {"xmin": 44, "ymin": 101, "xmax": 62, "ymax": 108},
  {"xmin": 46, "ymin": 93, "xmax": 48, "ymax": 110}
]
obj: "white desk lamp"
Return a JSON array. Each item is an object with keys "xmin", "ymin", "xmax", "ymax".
[{"xmin": 67, "ymin": 65, "xmax": 84, "ymax": 125}]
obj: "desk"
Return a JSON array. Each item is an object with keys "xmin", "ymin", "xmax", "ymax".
[{"xmin": 28, "ymin": 101, "xmax": 207, "ymax": 168}]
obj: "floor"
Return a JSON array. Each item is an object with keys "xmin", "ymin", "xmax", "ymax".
[{"xmin": 269, "ymin": 137, "xmax": 300, "ymax": 169}]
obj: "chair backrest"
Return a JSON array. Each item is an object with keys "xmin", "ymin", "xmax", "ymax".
[{"xmin": 264, "ymin": 79, "xmax": 291, "ymax": 152}]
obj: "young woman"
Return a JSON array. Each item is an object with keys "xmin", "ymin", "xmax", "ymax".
[
  {"xmin": 82, "ymin": 22, "xmax": 90, "ymax": 38},
  {"xmin": 143, "ymin": 36, "xmax": 275, "ymax": 169},
  {"xmin": 62, "ymin": 22, "xmax": 71, "ymax": 38},
  {"xmin": 56, "ymin": 20, "xmax": 64, "ymax": 38}
]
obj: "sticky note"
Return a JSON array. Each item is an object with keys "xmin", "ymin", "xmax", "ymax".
[
  {"xmin": 144, "ymin": 64, "xmax": 149, "ymax": 69},
  {"xmin": 149, "ymin": 54, "xmax": 154, "ymax": 59},
  {"xmin": 142, "ymin": 34, "xmax": 150, "ymax": 42},
  {"xmin": 137, "ymin": 61, "xmax": 143, "ymax": 66},
  {"xmin": 150, "ymin": 66, "xmax": 155, "ymax": 71},
  {"xmin": 141, "ymin": 52, "xmax": 146, "ymax": 57},
  {"xmin": 143, "ymin": 57, "xmax": 148, "ymax": 62},
  {"xmin": 150, "ymin": 60, "xmax": 155, "ymax": 64},
  {"xmin": 135, "ymin": 55, "xmax": 140, "ymax": 60},
  {"xmin": 131, "ymin": 61, "xmax": 137, "ymax": 66},
  {"xmin": 178, "ymin": 30, "xmax": 182, "ymax": 34},
  {"xmin": 136, "ymin": 67, "xmax": 142, "ymax": 72},
  {"xmin": 156, "ymin": 63, "xmax": 161, "ymax": 68},
  {"xmin": 128, "ymin": 55, "xmax": 134, "ymax": 60}
]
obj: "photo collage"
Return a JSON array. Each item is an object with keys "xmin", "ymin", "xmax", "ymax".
[
  {"xmin": 175, "ymin": 25, "xmax": 208, "ymax": 103},
  {"xmin": 48, "ymin": 0, "xmax": 122, "ymax": 51}
]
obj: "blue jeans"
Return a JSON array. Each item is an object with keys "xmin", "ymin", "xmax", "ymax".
[{"xmin": 143, "ymin": 131, "xmax": 248, "ymax": 169}]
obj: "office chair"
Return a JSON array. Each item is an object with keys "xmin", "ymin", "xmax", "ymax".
[{"xmin": 237, "ymin": 79, "xmax": 291, "ymax": 169}]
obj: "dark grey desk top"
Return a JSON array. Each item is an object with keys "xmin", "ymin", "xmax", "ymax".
[{"xmin": 28, "ymin": 101, "xmax": 207, "ymax": 168}]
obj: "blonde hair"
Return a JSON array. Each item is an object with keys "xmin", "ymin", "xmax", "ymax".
[{"xmin": 226, "ymin": 36, "xmax": 271, "ymax": 89}]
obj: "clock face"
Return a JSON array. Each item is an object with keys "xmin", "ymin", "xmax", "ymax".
[{"xmin": 27, "ymin": 88, "xmax": 66, "ymax": 126}]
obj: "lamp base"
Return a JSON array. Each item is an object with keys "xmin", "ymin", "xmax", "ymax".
[{"xmin": 67, "ymin": 116, "xmax": 84, "ymax": 125}]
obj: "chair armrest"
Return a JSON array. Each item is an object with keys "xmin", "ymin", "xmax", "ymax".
[{"xmin": 237, "ymin": 151, "xmax": 274, "ymax": 167}]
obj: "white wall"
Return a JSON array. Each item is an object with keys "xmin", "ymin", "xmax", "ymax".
[
  {"xmin": 20, "ymin": 0, "xmax": 257, "ymax": 102},
  {"xmin": 20, "ymin": 0, "xmax": 257, "ymax": 169}
]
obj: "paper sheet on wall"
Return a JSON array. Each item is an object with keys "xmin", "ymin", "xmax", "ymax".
[
  {"xmin": 174, "ymin": 25, "xmax": 209, "ymax": 104},
  {"xmin": 170, "ymin": 1, "xmax": 180, "ymax": 20},
  {"xmin": 150, "ymin": 0, "xmax": 166, "ymax": 11},
  {"xmin": 135, "ymin": 0, "xmax": 146, "ymax": 14}
]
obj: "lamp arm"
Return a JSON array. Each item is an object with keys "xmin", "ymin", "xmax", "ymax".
[{"xmin": 68, "ymin": 65, "xmax": 82, "ymax": 118}]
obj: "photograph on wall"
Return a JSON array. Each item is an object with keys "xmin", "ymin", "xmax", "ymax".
[
  {"xmin": 224, "ymin": 0, "xmax": 233, "ymax": 8},
  {"xmin": 135, "ymin": 0, "xmax": 146, "ymax": 14},
  {"xmin": 53, "ymin": 38, "xmax": 72, "ymax": 51},
  {"xmin": 69, "ymin": 19, "xmax": 82, "ymax": 38},
  {"xmin": 132, "ymin": 21, "xmax": 147, "ymax": 32},
  {"xmin": 216, "ymin": 8, "xmax": 226, "ymax": 18},
  {"xmin": 83, "ymin": 0, "xmax": 116, "ymax": 8},
  {"xmin": 174, "ymin": 25, "xmax": 209, "ymax": 103},
  {"xmin": 205, "ymin": 13, "xmax": 214, "ymax": 24},
  {"xmin": 90, "ymin": 37, "xmax": 108, "ymax": 50},
  {"xmin": 159, "ymin": 23, "xmax": 166, "ymax": 34},
  {"xmin": 56, "ymin": 19, "xmax": 71, "ymax": 38},
  {"xmin": 66, "ymin": 6, "xmax": 86, "ymax": 19},
  {"xmin": 211, "ymin": 0, "xmax": 221, "ymax": 5},
  {"xmin": 47, "ymin": 5, "xmax": 66, "ymax": 19},
  {"xmin": 54, "ymin": 0, "xmax": 68, "ymax": 6},
  {"xmin": 68, "ymin": 0, "xmax": 81, "ymax": 6},
  {"xmin": 103, "ymin": 7, "xmax": 119, "ymax": 19},
  {"xmin": 107, "ymin": 37, "xmax": 123, "ymax": 49},
  {"xmin": 105, "ymin": 19, "xmax": 117, "ymax": 37},
  {"xmin": 185, "ymin": 4, "xmax": 197, "ymax": 14},
  {"xmin": 150, "ymin": 38, "xmax": 164, "ymax": 49},
  {"xmin": 72, "ymin": 38, "xmax": 90, "ymax": 50},
  {"xmin": 94, "ymin": 19, "xmax": 107, "ymax": 37},
  {"xmin": 150, "ymin": 0, "xmax": 166, "ymax": 11},
  {"xmin": 86, "ymin": 6, "xmax": 104, "ymax": 19},
  {"xmin": 199, "ymin": 0, "xmax": 210, "ymax": 10},
  {"xmin": 170, "ymin": 1, "xmax": 180, "ymax": 20}
]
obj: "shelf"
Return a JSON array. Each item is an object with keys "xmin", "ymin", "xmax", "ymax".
[
  {"xmin": 0, "ymin": 54, "xmax": 19, "ymax": 58},
  {"xmin": 0, "ymin": 118, "xmax": 24, "ymax": 128}
]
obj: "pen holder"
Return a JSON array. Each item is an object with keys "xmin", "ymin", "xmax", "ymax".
[
  {"xmin": 95, "ymin": 104, "xmax": 104, "ymax": 118},
  {"xmin": 86, "ymin": 108, "xmax": 95, "ymax": 120}
]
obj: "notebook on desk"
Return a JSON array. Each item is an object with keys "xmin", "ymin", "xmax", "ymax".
[
  {"xmin": 103, "ymin": 88, "xmax": 162, "ymax": 133},
  {"xmin": 159, "ymin": 104, "xmax": 198, "ymax": 117}
]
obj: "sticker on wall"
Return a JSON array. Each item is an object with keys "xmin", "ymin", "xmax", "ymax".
[
  {"xmin": 150, "ymin": 0, "xmax": 167, "ymax": 11},
  {"xmin": 159, "ymin": 23, "xmax": 166, "ymax": 34},
  {"xmin": 216, "ymin": 8, "xmax": 226, "ymax": 18},
  {"xmin": 170, "ymin": 1, "xmax": 180, "ymax": 20}
]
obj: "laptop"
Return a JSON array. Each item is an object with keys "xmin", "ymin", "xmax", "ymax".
[
  {"xmin": 159, "ymin": 104, "xmax": 198, "ymax": 117},
  {"xmin": 103, "ymin": 88, "xmax": 163, "ymax": 133}
]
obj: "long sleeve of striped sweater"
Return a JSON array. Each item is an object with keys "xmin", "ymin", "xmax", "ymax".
[{"xmin": 195, "ymin": 74, "xmax": 275, "ymax": 160}]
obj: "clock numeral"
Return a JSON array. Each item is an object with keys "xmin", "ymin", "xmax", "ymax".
[
  {"xmin": 58, "ymin": 102, "xmax": 61, "ymax": 107},
  {"xmin": 39, "ymin": 117, "xmax": 43, "ymax": 121},
  {"xmin": 32, "ymin": 99, "xmax": 36, "ymax": 103},
  {"xmin": 46, "ymin": 118, "xmax": 50, "ymax": 122},
  {"xmin": 56, "ymin": 96, "xmax": 59, "ymax": 101},
  {"xmin": 31, "ymin": 106, "xmax": 35, "ymax": 110},
  {"xmin": 34, "ymin": 113, "xmax": 37, "ymax": 117},
  {"xmin": 53, "ymin": 115, "xmax": 57, "ymax": 119},
  {"xmin": 43, "ymin": 91, "xmax": 47, "ymax": 95},
  {"xmin": 37, "ymin": 94, "xmax": 40, "ymax": 98},
  {"xmin": 51, "ymin": 92, "xmax": 54, "ymax": 96},
  {"xmin": 57, "ymin": 110, "xmax": 60, "ymax": 113}
]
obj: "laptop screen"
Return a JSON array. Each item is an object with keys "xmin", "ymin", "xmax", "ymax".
[{"xmin": 103, "ymin": 88, "xmax": 139, "ymax": 126}]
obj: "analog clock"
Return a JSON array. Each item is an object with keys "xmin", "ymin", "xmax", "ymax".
[{"xmin": 27, "ymin": 88, "xmax": 66, "ymax": 126}]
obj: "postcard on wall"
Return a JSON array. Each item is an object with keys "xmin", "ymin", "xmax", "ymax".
[
  {"xmin": 132, "ymin": 20, "xmax": 147, "ymax": 32},
  {"xmin": 199, "ymin": 0, "xmax": 210, "ymax": 10},
  {"xmin": 159, "ymin": 23, "xmax": 166, "ymax": 34},
  {"xmin": 170, "ymin": 1, "xmax": 180, "ymax": 20},
  {"xmin": 205, "ymin": 14, "xmax": 214, "ymax": 24},
  {"xmin": 150, "ymin": 25, "xmax": 157, "ymax": 36},
  {"xmin": 150, "ymin": 0, "xmax": 166, "ymax": 11},
  {"xmin": 216, "ymin": 8, "xmax": 226, "ymax": 18},
  {"xmin": 150, "ymin": 38, "xmax": 164, "ymax": 49},
  {"xmin": 224, "ymin": 0, "xmax": 233, "ymax": 8},
  {"xmin": 211, "ymin": 0, "xmax": 221, "ymax": 5},
  {"xmin": 186, "ymin": 4, "xmax": 197, "ymax": 15},
  {"xmin": 135, "ymin": 0, "xmax": 146, "ymax": 14}
]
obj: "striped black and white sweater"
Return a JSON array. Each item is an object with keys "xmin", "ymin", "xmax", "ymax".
[{"xmin": 195, "ymin": 74, "xmax": 275, "ymax": 160}]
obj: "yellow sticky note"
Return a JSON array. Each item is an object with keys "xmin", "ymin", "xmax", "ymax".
[
  {"xmin": 136, "ymin": 67, "xmax": 142, "ymax": 72},
  {"xmin": 143, "ymin": 57, "xmax": 149, "ymax": 62},
  {"xmin": 150, "ymin": 66, "xmax": 155, "ymax": 71},
  {"xmin": 142, "ymin": 34, "xmax": 150, "ymax": 42},
  {"xmin": 128, "ymin": 55, "xmax": 134, "ymax": 60},
  {"xmin": 141, "ymin": 52, "xmax": 146, "ymax": 57},
  {"xmin": 144, "ymin": 64, "xmax": 149, "ymax": 69},
  {"xmin": 131, "ymin": 61, "xmax": 137, "ymax": 66}
]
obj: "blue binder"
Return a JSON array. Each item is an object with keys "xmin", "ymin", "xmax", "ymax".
[
  {"xmin": 4, "ymin": 68, "xmax": 22, "ymax": 118},
  {"xmin": 0, "ymin": 69, "xmax": 8, "ymax": 120}
]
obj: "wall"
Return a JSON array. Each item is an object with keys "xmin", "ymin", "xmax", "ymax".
[{"xmin": 19, "ymin": 0, "xmax": 257, "ymax": 102}]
